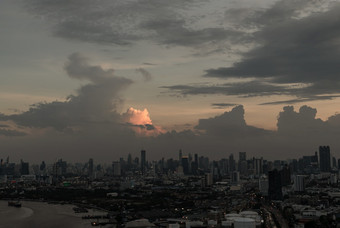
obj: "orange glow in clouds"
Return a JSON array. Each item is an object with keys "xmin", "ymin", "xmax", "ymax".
[{"xmin": 122, "ymin": 107, "xmax": 164, "ymax": 136}]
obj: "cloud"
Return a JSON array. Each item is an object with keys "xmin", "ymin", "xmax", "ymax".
[
  {"xmin": 122, "ymin": 107, "xmax": 153, "ymax": 126},
  {"xmin": 0, "ymin": 129, "xmax": 26, "ymax": 137},
  {"xmin": 211, "ymin": 103, "xmax": 238, "ymax": 109},
  {"xmin": 64, "ymin": 53, "xmax": 116, "ymax": 82},
  {"xmin": 136, "ymin": 68, "xmax": 152, "ymax": 82},
  {"xmin": 142, "ymin": 18, "xmax": 246, "ymax": 47},
  {"xmin": 204, "ymin": 1, "xmax": 340, "ymax": 98},
  {"xmin": 0, "ymin": 53, "xmax": 133, "ymax": 130},
  {"xmin": 161, "ymin": 80, "xmax": 291, "ymax": 97},
  {"xmin": 277, "ymin": 105, "xmax": 324, "ymax": 135},
  {"xmin": 25, "ymin": 0, "xmax": 246, "ymax": 54},
  {"xmin": 3, "ymin": 101, "xmax": 340, "ymax": 161},
  {"xmin": 122, "ymin": 107, "xmax": 164, "ymax": 136},
  {"xmin": 275, "ymin": 105, "xmax": 340, "ymax": 142},
  {"xmin": 195, "ymin": 105, "xmax": 270, "ymax": 137},
  {"xmin": 260, "ymin": 95, "xmax": 340, "ymax": 105},
  {"xmin": 143, "ymin": 62, "xmax": 157, "ymax": 66}
]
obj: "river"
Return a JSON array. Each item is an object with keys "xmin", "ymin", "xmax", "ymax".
[{"xmin": 0, "ymin": 200, "xmax": 113, "ymax": 228}]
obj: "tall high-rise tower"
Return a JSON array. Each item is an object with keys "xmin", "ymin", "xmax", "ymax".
[
  {"xmin": 141, "ymin": 149, "xmax": 146, "ymax": 174},
  {"xmin": 179, "ymin": 149, "xmax": 183, "ymax": 165},
  {"xmin": 20, "ymin": 159, "xmax": 29, "ymax": 175},
  {"xmin": 181, "ymin": 156, "xmax": 189, "ymax": 175},
  {"xmin": 229, "ymin": 153, "xmax": 235, "ymax": 173},
  {"xmin": 268, "ymin": 169, "xmax": 282, "ymax": 200},
  {"xmin": 238, "ymin": 152, "xmax": 247, "ymax": 175},
  {"xmin": 319, "ymin": 146, "xmax": 331, "ymax": 172},
  {"xmin": 239, "ymin": 152, "xmax": 246, "ymax": 162},
  {"xmin": 88, "ymin": 158, "xmax": 94, "ymax": 177}
]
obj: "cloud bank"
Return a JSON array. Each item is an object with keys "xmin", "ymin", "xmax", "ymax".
[
  {"xmin": 162, "ymin": 0, "xmax": 340, "ymax": 103},
  {"xmin": 2, "ymin": 101, "xmax": 340, "ymax": 162},
  {"xmin": 25, "ymin": 0, "xmax": 247, "ymax": 55},
  {"xmin": 1, "ymin": 53, "xmax": 132, "ymax": 131}
]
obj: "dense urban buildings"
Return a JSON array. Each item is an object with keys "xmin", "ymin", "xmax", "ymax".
[{"xmin": 1, "ymin": 145, "xmax": 340, "ymax": 227}]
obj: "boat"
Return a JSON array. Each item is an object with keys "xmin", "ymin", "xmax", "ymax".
[{"xmin": 8, "ymin": 200, "xmax": 22, "ymax": 207}]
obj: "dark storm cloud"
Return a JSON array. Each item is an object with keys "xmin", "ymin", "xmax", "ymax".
[
  {"xmin": 3, "ymin": 101, "xmax": 340, "ymax": 161},
  {"xmin": 211, "ymin": 103, "xmax": 238, "ymax": 109},
  {"xmin": 162, "ymin": 80, "xmax": 291, "ymax": 97},
  {"xmin": 276, "ymin": 105, "xmax": 340, "ymax": 139},
  {"xmin": 205, "ymin": 1, "xmax": 340, "ymax": 98},
  {"xmin": 27, "ymin": 0, "xmax": 139, "ymax": 45},
  {"xmin": 0, "ymin": 53, "xmax": 132, "ymax": 130},
  {"xmin": 225, "ymin": 0, "xmax": 331, "ymax": 31},
  {"xmin": 277, "ymin": 105, "xmax": 325, "ymax": 135},
  {"xmin": 260, "ymin": 95, "xmax": 340, "ymax": 105},
  {"xmin": 178, "ymin": 104, "xmax": 340, "ymax": 159},
  {"xmin": 195, "ymin": 105, "xmax": 270, "ymax": 136},
  {"xmin": 26, "ymin": 0, "xmax": 243, "ymax": 51},
  {"xmin": 142, "ymin": 18, "xmax": 246, "ymax": 47}
]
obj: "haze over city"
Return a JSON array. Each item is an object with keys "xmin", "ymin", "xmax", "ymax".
[{"xmin": 2, "ymin": 0, "xmax": 340, "ymax": 162}]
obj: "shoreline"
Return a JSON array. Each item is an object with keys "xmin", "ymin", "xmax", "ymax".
[{"xmin": 0, "ymin": 200, "xmax": 112, "ymax": 228}]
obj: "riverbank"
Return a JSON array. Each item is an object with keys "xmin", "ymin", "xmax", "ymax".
[{"xmin": 0, "ymin": 200, "xmax": 111, "ymax": 228}]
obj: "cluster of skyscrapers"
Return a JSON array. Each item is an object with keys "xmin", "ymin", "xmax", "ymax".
[{"xmin": 0, "ymin": 145, "xmax": 336, "ymax": 187}]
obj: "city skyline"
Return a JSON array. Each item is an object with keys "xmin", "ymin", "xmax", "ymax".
[
  {"xmin": 0, "ymin": 145, "xmax": 336, "ymax": 167},
  {"xmin": 2, "ymin": 1, "xmax": 340, "ymax": 162}
]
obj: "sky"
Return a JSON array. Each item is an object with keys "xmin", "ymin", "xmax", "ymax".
[{"xmin": 1, "ymin": 0, "xmax": 340, "ymax": 163}]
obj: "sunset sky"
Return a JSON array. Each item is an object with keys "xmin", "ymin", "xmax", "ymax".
[{"xmin": 1, "ymin": 0, "xmax": 340, "ymax": 162}]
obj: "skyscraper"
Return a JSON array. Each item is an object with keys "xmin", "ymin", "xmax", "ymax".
[
  {"xmin": 239, "ymin": 152, "xmax": 246, "ymax": 162},
  {"xmin": 268, "ymin": 169, "xmax": 282, "ymax": 200},
  {"xmin": 280, "ymin": 165, "xmax": 291, "ymax": 186},
  {"xmin": 112, "ymin": 161, "xmax": 121, "ymax": 176},
  {"xmin": 181, "ymin": 156, "xmax": 189, "ymax": 175},
  {"xmin": 88, "ymin": 158, "xmax": 94, "ymax": 177},
  {"xmin": 55, "ymin": 159, "xmax": 67, "ymax": 176},
  {"xmin": 20, "ymin": 160, "xmax": 29, "ymax": 175},
  {"xmin": 179, "ymin": 149, "xmax": 182, "ymax": 165},
  {"xmin": 253, "ymin": 157, "xmax": 263, "ymax": 177},
  {"xmin": 127, "ymin": 153, "xmax": 132, "ymax": 166},
  {"xmin": 229, "ymin": 153, "xmax": 235, "ymax": 173},
  {"xmin": 141, "ymin": 149, "xmax": 146, "ymax": 174},
  {"xmin": 319, "ymin": 146, "xmax": 331, "ymax": 172}
]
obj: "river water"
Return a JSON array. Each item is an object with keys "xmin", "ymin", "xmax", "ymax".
[{"xmin": 0, "ymin": 200, "xmax": 112, "ymax": 228}]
